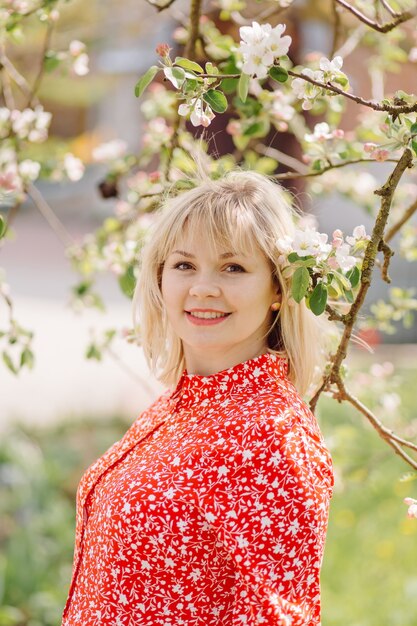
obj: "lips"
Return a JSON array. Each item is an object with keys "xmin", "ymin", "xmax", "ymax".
[{"xmin": 186, "ymin": 310, "xmax": 231, "ymax": 319}]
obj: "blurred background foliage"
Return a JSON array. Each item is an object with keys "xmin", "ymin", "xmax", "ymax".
[{"xmin": 1, "ymin": 359, "xmax": 416, "ymax": 626}]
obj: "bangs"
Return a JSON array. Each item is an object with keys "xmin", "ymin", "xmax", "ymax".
[{"xmin": 161, "ymin": 193, "xmax": 273, "ymax": 263}]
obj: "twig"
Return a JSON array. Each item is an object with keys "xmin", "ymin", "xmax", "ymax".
[
  {"xmin": 145, "ymin": 0, "xmax": 177, "ymax": 12},
  {"xmin": 335, "ymin": 24, "xmax": 366, "ymax": 59},
  {"xmin": 255, "ymin": 144, "xmax": 309, "ymax": 174},
  {"xmin": 185, "ymin": 0, "xmax": 202, "ymax": 59},
  {"xmin": 0, "ymin": 51, "xmax": 33, "ymax": 101},
  {"xmin": 27, "ymin": 21, "xmax": 54, "ymax": 108},
  {"xmin": 335, "ymin": 0, "xmax": 416, "ymax": 32},
  {"xmin": 331, "ymin": 0, "xmax": 344, "ymax": 59},
  {"xmin": 200, "ymin": 67, "xmax": 417, "ymax": 115},
  {"xmin": 385, "ymin": 198, "xmax": 417, "ymax": 242},
  {"xmin": 380, "ymin": 0, "xmax": 400, "ymax": 18},
  {"xmin": 273, "ymin": 157, "xmax": 399, "ymax": 181},
  {"xmin": 325, "ymin": 304, "xmax": 346, "ymax": 322},
  {"xmin": 0, "ymin": 42, "xmax": 15, "ymax": 110},
  {"xmin": 27, "ymin": 183, "xmax": 75, "ymax": 248},
  {"xmin": 341, "ymin": 379, "xmax": 417, "ymax": 468},
  {"xmin": 378, "ymin": 239, "xmax": 394, "ymax": 283},
  {"xmin": 105, "ymin": 344, "xmax": 157, "ymax": 400}
]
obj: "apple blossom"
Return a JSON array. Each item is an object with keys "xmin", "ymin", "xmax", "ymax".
[
  {"xmin": 291, "ymin": 68, "xmax": 324, "ymax": 110},
  {"xmin": 238, "ymin": 21, "xmax": 291, "ymax": 79},
  {"xmin": 319, "ymin": 55, "xmax": 343, "ymax": 73},
  {"xmin": 63, "ymin": 154, "xmax": 84, "ymax": 181},
  {"xmin": 93, "ymin": 139, "xmax": 128, "ymax": 163},
  {"xmin": 18, "ymin": 159, "xmax": 41, "ymax": 181},
  {"xmin": 345, "ymin": 225, "xmax": 369, "ymax": 246},
  {"xmin": 178, "ymin": 98, "xmax": 215, "ymax": 127},
  {"xmin": 72, "ymin": 53, "xmax": 89, "ymax": 76},
  {"xmin": 404, "ymin": 498, "xmax": 417, "ymax": 519},
  {"xmin": 334, "ymin": 243, "xmax": 357, "ymax": 272},
  {"xmin": 69, "ymin": 40, "xmax": 86, "ymax": 56}
]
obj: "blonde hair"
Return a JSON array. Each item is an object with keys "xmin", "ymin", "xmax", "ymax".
[{"xmin": 133, "ymin": 169, "xmax": 332, "ymax": 397}]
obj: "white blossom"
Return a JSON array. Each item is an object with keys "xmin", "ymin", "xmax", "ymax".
[
  {"xmin": 63, "ymin": 153, "xmax": 84, "ymax": 181},
  {"xmin": 238, "ymin": 21, "xmax": 292, "ymax": 79},
  {"xmin": 291, "ymin": 68, "xmax": 323, "ymax": 110},
  {"xmin": 404, "ymin": 498, "xmax": 417, "ymax": 519},
  {"xmin": 178, "ymin": 98, "xmax": 215, "ymax": 128},
  {"xmin": 304, "ymin": 122, "xmax": 333, "ymax": 143},
  {"xmin": 92, "ymin": 139, "xmax": 128, "ymax": 163},
  {"xmin": 291, "ymin": 229, "xmax": 332, "ymax": 260},
  {"xmin": 72, "ymin": 53, "xmax": 89, "ymax": 76},
  {"xmin": 18, "ymin": 159, "xmax": 41, "ymax": 181},
  {"xmin": 319, "ymin": 55, "xmax": 343, "ymax": 73},
  {"xmin": 334, "ymin": 243, "xmax": 357, "ymax": 272}
]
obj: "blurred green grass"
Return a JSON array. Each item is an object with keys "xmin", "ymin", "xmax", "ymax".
[{"xmin": 0, "ymin": 362, "xmax": 416, "ymax": 626}]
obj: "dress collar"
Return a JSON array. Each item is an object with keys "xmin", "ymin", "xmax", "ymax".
[{"xmin": 169, "ymin": 352, "xmax": 289, "ymax": 410}]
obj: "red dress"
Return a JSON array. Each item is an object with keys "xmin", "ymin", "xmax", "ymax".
[{"xmin": 62, "ymin": 353, "xmax": 333, "ymax": 626}]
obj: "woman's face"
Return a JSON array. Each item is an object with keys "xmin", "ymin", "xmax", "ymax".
[{"xmin": 161, "ymin": 229, "xmax": 279, "ymax": 375}]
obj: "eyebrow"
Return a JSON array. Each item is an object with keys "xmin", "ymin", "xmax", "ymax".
[{"xmin": 171, "ymin": 249, "xmax": 241, "ymax": 259}]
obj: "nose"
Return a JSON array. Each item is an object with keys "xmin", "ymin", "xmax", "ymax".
[{"xmin": 188, "ymin": 275, "xmax": 221, "ymax": 299}]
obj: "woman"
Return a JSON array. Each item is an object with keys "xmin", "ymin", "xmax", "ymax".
[{"xmin": 62, "ymin": 170, "xmax": 334, "ymax": 626}]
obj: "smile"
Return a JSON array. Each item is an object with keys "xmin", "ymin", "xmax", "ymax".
[{"xmin": 185, "ymin": 311, "xmax": 231, "ymax": 325}]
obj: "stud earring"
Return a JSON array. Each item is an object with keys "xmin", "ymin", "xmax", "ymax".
[{"xmin": 271, "ymin": 302, "xmax": 281, "ymax": 311}]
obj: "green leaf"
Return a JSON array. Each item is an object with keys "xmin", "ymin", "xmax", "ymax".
[
  {"xmin": 119, "ymin": 265, "xmax": 136, "ymax": 299},
  {"xmin": 268, "ymin": 65, "xmax": 289, "ymax": 83},
  {"xmin": 203, "ymin": 89, "xmax": 228, "ymax": 113},
  {"xmin": 44, "ymin": 52, "xmax": 61, "ymax": 72},
  {"xmin": 135, "ymin": 66, "xmax": 159, "ymax": 98},
  {"xmin": 20, "ymin": 347, "xmax": 34, "ymax": 369},
  {"xmin": 411, "ymin": 138, "xmax": 417, "ymax": 156},
  {"xmin": 333, "ymin": 271, "xmax": 352, "ymax": 291},
  {"xmin": 86, "ymin": 344, "xmax": 102, "ymax": 361},
  {"xmin": 312, "ymin": 159, "xmax": 324, "ymax": 172},
  {"xmin": 184, "ymin": 79, "xmax": 199, "ymax": 93},
  {"xmin": 238, "ymin": 72, "xmax": 250, "ymax": 103},
  {"xmin": 345, "ymin": 289, "xmax": 354, "ymax": 303},
  {"xmin": 174, "ymin": 57, "xmax": 204, "ymax": 74},
  {"xmin": 243, "ymin": 122, "xmax": 263, "ymax": 137},
  {"xmin": 309, "ymin": 283, "xmax": 328, "ymax": 316},
  {"xmin": 163, "ymin": 66, "xmax": 186, "ymax": 89},
  {"xmin": 346, "ymin": 265, "xmax": 360, "ymax": 288},
  {"xmin": 288, "ymin": 252, "xmax": 301, "ymax": 262},
  {"xmin": 291, "ymin": 266, "xmax": 310, "ymax": 303},
  {"xmin": 410, "ymin": 122, "xmax": 417, "ymax": 135},
  {"xmin": 0, "ymin": 215, "xmax": 7, "ymax": 239},
  {"xmin": 3, "ymin": 351, "xmax": 17, "ymax": 374}
]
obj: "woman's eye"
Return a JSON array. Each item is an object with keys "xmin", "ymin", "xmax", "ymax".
[
  {"xmin": 173, "ymin": 262, "xmax": 193, "ymax": 270},
  {"xmin": 226, "ymin": 264, "xmax": 245, "ymax": 273}
]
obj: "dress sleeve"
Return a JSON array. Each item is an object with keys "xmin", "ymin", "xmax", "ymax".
[{"xmin": 195, "ymin": 407, "xmax": 333, "ymax": 626}]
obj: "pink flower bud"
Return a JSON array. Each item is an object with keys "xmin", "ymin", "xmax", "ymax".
[
  {"xmin": 332, "ymin": 129, "xmax": 344, "ymax": 139},
  {"xmin": 364, "ymin": 142, "xmax": 377, "ymax": 153},
  {"xmin": 302, "ymin": 154, "xmax": 312, "ymax": 164},
  {"xmin": 155, "ymin": 43, "xmax": 170, "ymax": 58},
  {"xmin": 226, "ymin": 120, "xmax": 240, "ymax": 136},
  {"xmin": 373, "ymin": 149, "xmax": 390, "ymax": 162},
  {"xmin": 275, "ymin": 121, "xmax": 288, "ymax": 132},
  {"xmin": 148, "ymin": 171, "xmax": 161, "ymax": 183}
]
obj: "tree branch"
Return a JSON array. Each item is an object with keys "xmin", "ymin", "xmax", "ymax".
[
  {"xmin": 385, "ymin": 197, "xmax": 417, "ymax": 242},
  {"xmin": 27, "ymin": 183, "xmax": 75, "ymax": 248},
  {"xmin": 27, "ymin": 21, "xmax": 54, "ymax": 108},
  {"xmin": 310, "ymin": 148, "xmax": 413, "ymax": 415},
  {"xmin": 340, "ymin": 378, "xmax": 417, "ymax": 469},
  {"xmin": 185, "ymin": 0, "xmax": 202, "ymax": 59},
  {"xmin": 335, "ymin": 0, "xmax": 416, "ymax": 33},
  {"xmin": 378, "ymin": 239, "xmax": 394, "ymax": 283}
]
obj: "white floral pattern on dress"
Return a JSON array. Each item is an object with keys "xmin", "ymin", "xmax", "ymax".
[{"xmin": 62, "ymin": 353, "xmax": 333, "ymax": 626}]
